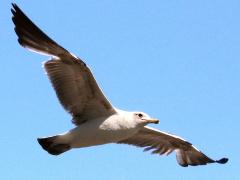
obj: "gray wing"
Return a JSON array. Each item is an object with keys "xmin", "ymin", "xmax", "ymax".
[
  {"xmin": 44, "ymin": 60, "xmax": 115, "ymax": 125},
  {"xmin": 11, "ymin": 4, "xmax": 116, "ymax": 125},
  {"xmin": 118, "ymin": 126, "xmax": 228, "ymax": 167}
]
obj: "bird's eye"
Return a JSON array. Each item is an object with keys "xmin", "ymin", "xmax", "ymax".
[{"xmin": 137, "ymin": 113, "xmax": 143, "ymax": 118}]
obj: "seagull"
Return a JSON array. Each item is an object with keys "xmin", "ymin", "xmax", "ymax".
[{"xmin": 11, "ymin": 3, "xmax": 228, "ymax": 167}]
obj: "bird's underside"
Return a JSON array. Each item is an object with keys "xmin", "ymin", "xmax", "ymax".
[{"xmin": 11, "ymin": 3, "xmax": 228, "ymax": 167}]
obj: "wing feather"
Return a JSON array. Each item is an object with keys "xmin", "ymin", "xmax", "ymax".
[
  {"xmin": 11, "ymin": 4, "xmax": 116, "ymax": 125},
  {"xmin": 44, "ymin": 59, "xmax": 115, "ymax": 125},
  {"xmin": 118, "ymin": 126, "xmax": 228, "ymax": 167}
]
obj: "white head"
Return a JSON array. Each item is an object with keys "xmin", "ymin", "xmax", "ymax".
[{"xmin": 132, "ymin": 111, "xmax": 159, "ymax": 126}]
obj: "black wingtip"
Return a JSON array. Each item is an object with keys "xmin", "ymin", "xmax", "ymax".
[
  {"xmin": 11, "ymin": 3, "xmax": 22, "ymax": 22},
  {"xmin": 11, "ymin": 3, "xmax": 27, "ymax": 18},
  {"xmin": 11, "ymin": 3, "xmax": 16, "ymax": 15},
  {"xmin": 11, "ymin": 3, "xmax": 19, "ymax": 13},
  {"xmin": 11, "ymin": 3, "xmax": 16, "ymax": 8},
  {"xmin": 216, "ymin": 158, "xmax": 228, "ymax": 164}
]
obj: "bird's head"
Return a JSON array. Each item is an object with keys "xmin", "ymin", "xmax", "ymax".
[{"xmin": 132, "ymin": 112, "xmax": 159, "ymax": 126}]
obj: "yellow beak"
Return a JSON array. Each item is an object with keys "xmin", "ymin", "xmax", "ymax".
[{"xmin": 144, "ymin": 119, "xmax": 159, "ymax": 124}]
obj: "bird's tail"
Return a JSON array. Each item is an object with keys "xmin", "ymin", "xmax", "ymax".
[
  {"xmin": 11, "ymin": 3, "xmax": 69, "ymax": 57},
  {"xmin": 37, "ymin": 135, "xmax": 71, "ymax": 155}
]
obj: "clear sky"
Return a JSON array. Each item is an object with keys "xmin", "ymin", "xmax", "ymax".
[{"xmin": 1, "ymin": 0, "xmax": 239, "ymax": 179}]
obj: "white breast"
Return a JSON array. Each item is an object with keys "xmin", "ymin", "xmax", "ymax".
[{"xmin": 67, "ymin": 113, "xmax": 140, "ymax": 148}]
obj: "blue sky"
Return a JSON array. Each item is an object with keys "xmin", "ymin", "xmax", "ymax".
[{"xmin": 1, "ymin": 0, "xmax": 239, "ymax": 179}]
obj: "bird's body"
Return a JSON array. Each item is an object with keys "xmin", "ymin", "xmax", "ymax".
[
  {"xmin": 58, "ymin": 110, "xmax": 142, "ymax": 149},
  {"xmin": 11, "ymin": 3, "xmax": 228, "ymax": 167}
]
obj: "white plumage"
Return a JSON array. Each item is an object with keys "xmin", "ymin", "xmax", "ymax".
[{"xmin": 11, "ymin": 3, "xmax": 228, "ymax": 167}]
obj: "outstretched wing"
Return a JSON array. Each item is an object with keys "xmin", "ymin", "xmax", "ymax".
[
  {"xmin": 118, "ymin": 126, "xmax": 228, "ymax": 167},
  {"xmin": 11, "ymin": 4, "xmax": 116, "ymax": 125}
]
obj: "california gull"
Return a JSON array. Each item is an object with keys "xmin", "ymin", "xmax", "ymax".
[{"xmin": 11, "ymin": 3, "xmax": 228, "ymax": 167}]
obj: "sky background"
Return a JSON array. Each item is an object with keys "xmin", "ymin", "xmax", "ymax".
[{"xmin": 1, "ymin": 0, "xmax": 239, "ymax": 179}]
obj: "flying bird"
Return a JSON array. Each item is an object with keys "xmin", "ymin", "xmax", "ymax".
[{"xmin": 11, "ymin": 3, "xmax": 228, "ymax": 167}]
